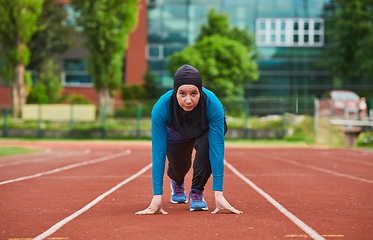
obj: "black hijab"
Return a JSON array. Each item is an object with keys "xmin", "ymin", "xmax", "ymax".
[{"xmin": 169, "ymin": 65, "xmax": 207, "ymax": 138}]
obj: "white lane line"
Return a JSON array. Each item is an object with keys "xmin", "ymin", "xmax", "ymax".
[
  {"xmin": 33, "ymin": 162, "xmax": 152, "ymax": 240},
  {"xmin": 224, "ymin": 160, "xmax": 325, "ymax": 240},
  {"xmin": 0, "ymin": 149, "xmax": 91, "ymax": 168},
  {"xmin": 252, "ymin": 151, "xmax": 373, "ymax": 184},
  {"xmin": 0, "ymin": 150, "xmax": 131, "ymax": 186}
]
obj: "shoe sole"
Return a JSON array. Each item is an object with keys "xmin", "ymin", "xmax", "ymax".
[
  {"xmin": 189, "ymin": 207, "xmax": 208, "ymax": 211},
  {"xmin": 171, "ymin": 198, "xmax": 188, "ymax": 204}
]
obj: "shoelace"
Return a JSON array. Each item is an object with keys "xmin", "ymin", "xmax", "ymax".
[
  {"xmin": 190, "ymin": 191, "xmax": 203, "ymax": 201},
  {"xmin": 173, "ymin": 182, "xmax": 185, "ymax": 195}
]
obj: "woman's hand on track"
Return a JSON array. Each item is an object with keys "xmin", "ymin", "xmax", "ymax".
[
  {"xmin": 135, "ymin": 195, "xmax": 168, "ymax": 215},
  {"xmin": 211, "ymin": 191, "xmax": 243, "ymax": 214}
]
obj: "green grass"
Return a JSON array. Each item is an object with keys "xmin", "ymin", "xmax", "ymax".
[
  {"xmin": 0, "ymin": 146, "xmax": 41, "ymax": 157},
  {"xmin": 226, "ymin": 139, "xmax": 308, "ymax": 147}
]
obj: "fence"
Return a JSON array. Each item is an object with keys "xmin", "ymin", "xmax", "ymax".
[{"xmin": 0, "ymin": 96, "xmax": 317, "ymax": 140}]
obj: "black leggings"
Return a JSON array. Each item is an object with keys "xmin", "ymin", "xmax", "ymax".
[{"xmin": 166, "ymin": 124, "xmax": 227, "ymax": 192}]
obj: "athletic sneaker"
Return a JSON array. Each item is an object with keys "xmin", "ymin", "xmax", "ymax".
[
  {"xmin": 170, "ymin": 180, "xmax": 188, "ymax": 203},
  {"xmin": 189, "ymin": 189, "xmax": 208, "ymax": 211}
]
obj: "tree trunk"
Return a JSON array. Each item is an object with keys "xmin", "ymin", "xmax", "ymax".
[
  {"xmin": 98, "ymin": 87, "xmax": 114, "ymax": 118},
  {"xmin": 12, "ymin": 62, "xmax": 27, "ymax": 117}
]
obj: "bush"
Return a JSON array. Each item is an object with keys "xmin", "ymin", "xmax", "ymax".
[
  {"xmin": 121, "ymin": 84, "xmax": 145, "ymax": 100},
  {"xmin": 59, "ymin": 94, "xmax": 92, "ymax": 104},
  {"xmin": 27, "ymin": 84, "xmax": 49, "ymax": 104}
]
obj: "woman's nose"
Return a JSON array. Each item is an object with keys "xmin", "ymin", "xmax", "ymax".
[{"xmin": 185, "ymin": 95, "xmax": 192, "ymax": 103}]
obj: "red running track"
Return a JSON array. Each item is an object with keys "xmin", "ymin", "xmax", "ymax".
[{"xmin": 0, "ymin": 140, "xmax": 372, "ymax": 240}]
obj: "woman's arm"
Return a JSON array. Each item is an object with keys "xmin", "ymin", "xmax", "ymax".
[
  {"xmin": 204, "ymin": 89, "xmax": 225, "ymax": 192},
  {"xmin": 204, "ymin": 89, "xmax": 243, "ymax": 214},
  {"xmin": 150, "ymin": 91, "xmax": 172, "ymax": 196},
  {"xmin": 135, "ymin": 91, "xmax": 172, "ymax": 215}
]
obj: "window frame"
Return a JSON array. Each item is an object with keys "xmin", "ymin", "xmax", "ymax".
[{"xmin": 255, "ymin": 18, "xmax": 324, "ymax": 47}]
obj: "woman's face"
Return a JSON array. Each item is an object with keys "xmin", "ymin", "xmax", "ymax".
[{"xmin": 176, "ymin": 84, "xmax": 200, "ymax": 111}]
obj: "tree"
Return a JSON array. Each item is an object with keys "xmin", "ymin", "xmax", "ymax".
[
  {"xmin": 26, "ymin": 59, "xmax": 62, "ymax": 103},
  {"xmin": 0, "ymin": 0, "xmax": 43, "ymax": 117},
  {"xmin": 71, "ymin": 0, "xmax": 140, "ymax": 114},
  {"xmin": 197, "ymin": 8, "xmax": 258, "ymax": 59},
  {"xmin": 168, "ymin": 9, "xmax": 259, "ymax": 98},
  {"xmin": 28, "ymin": 0, "xmax": 75, "ymax": 80},
  {"xmin": 143, "ymin": 70, "xmax": 159, "ymax": 99},
  {"xmin": 121, "ymin": 84, "xmax": 145, "ymax": 100},
  {"xmin": 323, "ymin": 0, "xmax": 373, "ymax": 84},
  {"xmin": 168, "ymin": 35, "xmax": 259, "ymax": 98}
]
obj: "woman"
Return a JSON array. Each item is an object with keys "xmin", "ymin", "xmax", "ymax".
[{"xmin": 135, "ymin": 64, "xmax": 242, "ymax": 215}]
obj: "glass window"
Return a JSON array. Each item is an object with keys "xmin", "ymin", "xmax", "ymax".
[
  {"xmin": 148, "ymin": 0, "xmax": 163, "ymax": 6},
  {"xmin": 164, "ymin": 0, "xmax": 188, "ymax": 2},
  {"xmin": 293, "ymin": 35, "xmax": 299, "ymax": 43},
  {"xmin": 64, "ymin": 59, "xmax": 92, "ymax": 85},
  {"xmin": 148, "ymin": 46, "xmax": 160, "ymax": 57},
  {"xmin": 314, "ymin": 35, "xmax": 320, "ymax": 42},
  {"xmin": 314, "ymin": 22, "xmax": 320, "ymax": 30},
  {"xmin": 65, "ymin": 75, "xmax": 92, "ymax": 85},
  {"xmin": 164, "ymin": 32, "xmax": 188, "ymax": 43},
  {"xmin": 260, "ymin": 34, "xmax": 266, "ymax": 42},
  {"xmin": 271, "ymin": 35, "xmax": 276, "ymax": 43},
  {"xmin": 164, "ymin": 45, "xmax": 186, "ymax": 57},
  {"xmin": 281, "ymin": 22, "xmax": 286, "ymax": 30},
  {"xmin": 190, "ymin": 5, "xmax": 219, "ymax": 18},
  {"xmin": 189, "ymin": 19, "xmax": 206, "ymax": 33},
  {"xmin": 304, "ymin": 22, "xmax": 309, "ymax": 30},
  {"xmin": 64, "ymin": 60, "xmax": 86, "ymax": 71},
  {"xmin": 148, "ymin": 60, "xmax": 165, "ymax": 71},
  {"xmin": 304, "ymin": 35, "xmax": 309, "ymax": 43},
  {"xmin": 260, "ymin": 22, "xmax": 266, "ymax": 30},
  {"xmin": 271, "ymin": 22, "xmax": 276, "ymax": 30},
  {"xmin": 148, "ymin": 8, "xmax": 161, "ymax": 19},
  {"xmin": 236, "ymin": 7, "xmax": 246, "ymax": 19},
  {"xmin": 256, "ymin": 18, "xmax": 324, "ymax": 46},
  {"xmin": 163, "ymin": 4, "xmax": 187, "ymax": 18},
  {"xmin": 148, "ymin": 19, "xmax": 162, "ymax": 30},
  {"xmin": 293, "ymin": 22, "xmax": 298, "ymax": 30},
  {"xmin": 148, "ymin": 32, "xmax": 162, "ymax": 43},
  {"xmin": 162, "ymin": 18, "xmax": 187, "ymax": 31}
]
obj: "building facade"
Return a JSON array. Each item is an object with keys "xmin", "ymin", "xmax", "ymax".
[{"xmin": 146, "ymin": 0, "xmax": 372, "ymax": 99}]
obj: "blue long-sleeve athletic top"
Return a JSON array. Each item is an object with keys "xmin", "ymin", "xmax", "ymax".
[{"xmin": 151, "ymin": 88, "xmax": 225, "ymax": 195}]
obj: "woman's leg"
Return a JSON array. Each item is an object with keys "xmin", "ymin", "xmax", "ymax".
[
  {"xmin": 192, "ymin": 123, "xmax": 227, "ymax": 191},
  {"xmin": 166, "ymin": 139, "xmax": 194, "ymax": 185},
  {"xmin": 191, "ymin": 130, "xmax": 211, "ymax": 191}
]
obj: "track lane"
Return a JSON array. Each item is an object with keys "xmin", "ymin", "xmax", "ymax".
[
  {"xmin": 40, "ymin": 148, "xmax": 326, "ymax": 240},
  {"xmin": 252, "ymin": 148, "xmax": 373, "ymax": 182},
  {"xmin": 0, "ymin": 149, "xmax": 88, "ymax": 168},
  {"xmin": 0, "ymin": 147, "xmax": 146, "ymax": 240},
  {"xmin": 1, "ymin": 142, "xmax": 372, "ymax": 239},
  {"xmin": 0, "ymin": 150, "xmax": 130, "ymax": 185},
  {"xmin": 225, "ymin": 147, "xmax": 373, "ymax": 239}
]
